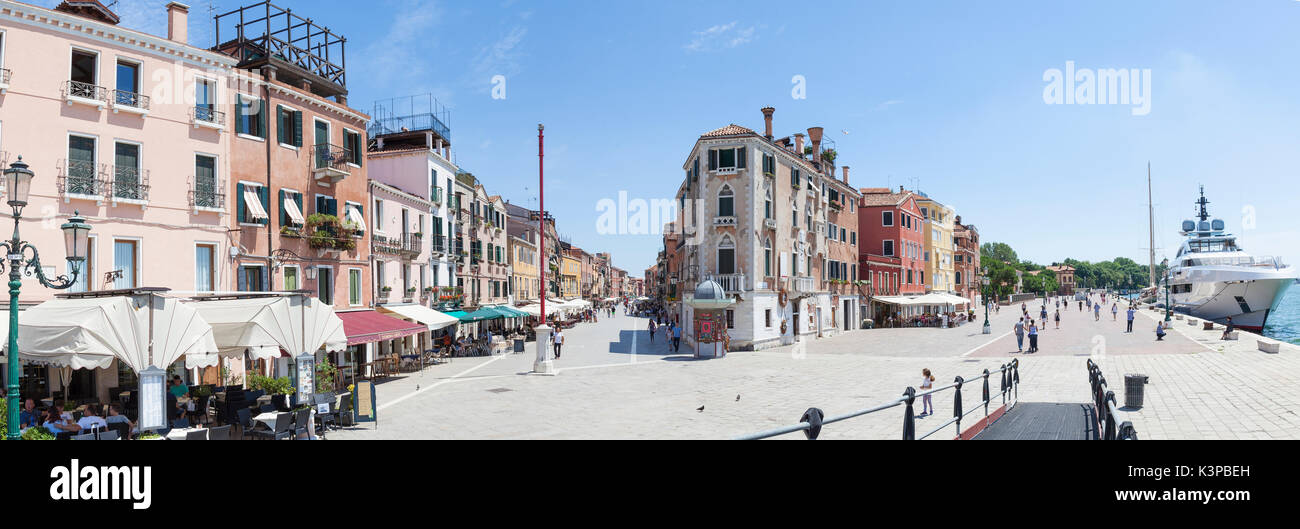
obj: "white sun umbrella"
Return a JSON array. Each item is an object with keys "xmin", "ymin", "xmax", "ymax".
[
  {"xmin": 186, "ymin": 294, "xmax": 346, "ymax": 369},
  {"xmin": 14, "ymin": 294, "xmax": 218, "ymax": 371}
]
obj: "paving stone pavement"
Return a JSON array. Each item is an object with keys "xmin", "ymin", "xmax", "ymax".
[{"xmin": 326, "ymin": 301, "xmax": 1300, "ymax": 440}]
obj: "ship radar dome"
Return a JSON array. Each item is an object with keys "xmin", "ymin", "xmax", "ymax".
[
  {"xmin": 1211, "ymin": 219, "xmax": 1225, "ymax": 231},
  {"xmin": 1182, "ymin": 220, "xmax": 1196, "ymax": 232}
]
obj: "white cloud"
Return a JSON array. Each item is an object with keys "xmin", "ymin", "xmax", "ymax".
[
  {"xmin": 876, "ymin": 99, "xmax": 904, "ymax": 110},
  {"xmin": 684, "ymin": 21, "xmax": 757, "ymax": 53},
  {"xmin": 471, "ymin": 25, "xmax": 528, "ymax": 86},
  {"xmin": 357, "ymin": 0, "xmax": 443, "ymax": 95}
]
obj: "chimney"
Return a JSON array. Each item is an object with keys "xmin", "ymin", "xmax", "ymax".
[
  {"xmin": 899, "ymin": 185, "xmax": 905, "ymax": 193},
  {"xmin": 807, "ymin": 127, "xmax": 824, "ymax": 169},
  {"xmin": 336, "ymin": 94, "xmax": 348, "ymax": 106},
  {"xmin": 166, "ymin": 2, "xmax": 189, "ymax": 44},
  {"xmin": 761, "ymin": 107, "xmax": 775, "ymax": 140},
  {"xmin": 794, "ymin": 133, "xmax": 805, "ymax": 158},
  {"xmin": 842, "ymin": 166, "xmax": 850, "ymax": 185}
]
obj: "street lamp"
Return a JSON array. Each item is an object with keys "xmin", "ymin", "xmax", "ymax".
[
  {"xmin": 1163, "ymin": 269, "xmax": 1172, "ymax": 323},
  {"xmin": 980, "ymin": 267, "xmax": 991, "ymax": 334},
  {"xmin": 4, "ymin": 156, "xmax": 92, "ymax": 439}
]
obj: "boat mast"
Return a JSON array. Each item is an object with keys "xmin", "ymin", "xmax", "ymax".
[{"xmin": 1148, "ymin": 162, "xmax": 1156, "ymax": 288}]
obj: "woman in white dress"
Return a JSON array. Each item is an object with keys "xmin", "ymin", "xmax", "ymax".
[{"xmin": 920, "ymin": 369, "xmax": 935, "ymax": 416}]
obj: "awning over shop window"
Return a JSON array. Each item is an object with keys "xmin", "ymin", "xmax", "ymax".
[
  {"xmin": 339, "ymin": 310, "xmax": 426, "ymax": 346},
  {"xmin": 378, "ymin": 304, "xmax": 458, "ymax": 331},
  {"xmin": 284, "ymin": 196, "xmax": 306, "ymax": 225},
  {"xmin": 345, "ymin": 203, "xmax": 367, "ymax": 232},
  {"xmin": 244, "ymin": 187, "xmax": 269, "ymax": 221}
]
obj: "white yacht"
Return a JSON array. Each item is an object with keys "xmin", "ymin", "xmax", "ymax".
[{"xmin": 1165, "ymin": 188, "xmax": 1297, "ymax": 331}]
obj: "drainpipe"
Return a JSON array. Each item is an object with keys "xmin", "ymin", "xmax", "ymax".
[{"xmin": 263, "ymin": 66, "xmax": 275, "ymax": 284}]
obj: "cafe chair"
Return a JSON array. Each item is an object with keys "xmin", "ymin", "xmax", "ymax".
[
  {"xmin": 171, "ymin": 418, "xmax": 190, "ymax": 429},
  {"xmin": 70, "ymin": 432, "xmax": 98, "ymax": 440},
  {"xmin": 109, "ymin": 422, "xmax": 131, "ymax": 441},
  {"xmin": 207, "ymin": 425, "xmax": 232, "ymax": 440},
  {"xmin": 185, "ymin": 429, "xmax": 208, "ymax": 440},
  {"xmin": 95, "ymin": 430, "xmax": 120, "ymax": 441},
  {"xmin": 247, "ymin": 412, "xmax": 293, "ymax": 440},
  {"xmin": 291, "ymin": 408, "xmax": 311, "ymax": 439}
]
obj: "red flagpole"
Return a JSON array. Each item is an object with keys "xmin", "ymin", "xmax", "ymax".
[{"xmin": 538, "ymin": 123, "xmax": 545, "ymax": 324}]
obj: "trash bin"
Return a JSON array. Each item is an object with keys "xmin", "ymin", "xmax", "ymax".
[
  {"xmin": 1124, "ymin": 374, "xmax": 1148, "ymax": 408},
  {"xmin": 513, "ymin": 339, "xmax": 525, "ymax": 353}
]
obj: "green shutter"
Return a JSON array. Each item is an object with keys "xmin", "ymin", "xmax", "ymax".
[
  {"xmin": 257, "ymin": 98, "xmax": 267, "ymax": 138},
  {"xmin": 235, "ymin": 95, "xmax": 247, "ymax": 135},
  {"xmin": 293, "ymin": 111, "xmax": 303, "ymax": 147},
  {"xmin": 276, "ymin": 105, "xmax": 286, "ymax": 144},
  {"xmin": 236, "ymin": 182, "xmax": 246, "ymax": 223},
  {"xmin": 279, "ymin": 189, "xmax": 287, "ymax": 226},
  {"xmin": 258, "ymin": 186, "xmax": 270, "ymax": 225}
]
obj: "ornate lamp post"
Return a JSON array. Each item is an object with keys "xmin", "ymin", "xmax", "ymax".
[
  {"xmin": 1163, "ymin": 269, "xmax": 1172, "ymax": 323},
  {"xmin": 4, "ymin": 157, "xmax": 92, "ymax": 439}
]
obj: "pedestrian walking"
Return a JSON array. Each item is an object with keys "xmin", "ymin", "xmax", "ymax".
[
  {"xmin": 672, "ymin": 323, "xmax": 682, "ymax": 351},
  {"xmin": 1027, "ymin": 319, "xmax": 1039, "ymax": 353},
  {"xmin": 1040, "ymin": 306, "xmax": 1048, "ymax": 330},
  {"xmin": 1093, "ymin": 302, "xmax": 1101, "ymax": 321},
  {"xmin": 1111, "ymin": 303, "xmax": 1118, "ymax": 321},
  {"xmin": 1126, "ymin": 306, "xmax": 1136, "ymax": 332},
  {"xmin": 648, "ymin": 319, "xmax": 656, "ymax": 342},
  {"xmin": 1014, "ymin": 318, "xmax": 1025, "ymax": 353},
  {"xmin": 920, "ymin": 369, "xmax": 935, "ymax": 416},
  {"xmin": 1054, "ymin": 309, "xmax": 1061, "ymax": 329},
  {"xmin": 551, "ymin": 327, "xmax": 565, "ymax": 359}
]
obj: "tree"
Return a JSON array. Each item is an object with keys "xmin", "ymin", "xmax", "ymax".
[{"xmin": 981, "ymin": 242, "xmax": 1018, "ymax": 265}]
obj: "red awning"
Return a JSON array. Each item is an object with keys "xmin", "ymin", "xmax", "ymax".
[{"xmin": 338, "ymin": 310, "xmax": 427, "ymax": 346}]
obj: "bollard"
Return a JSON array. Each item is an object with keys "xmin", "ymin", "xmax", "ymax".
[
  {"xmin": 1012, "ymin": 359, "xmax": 1020, "ymax": 401},
  {"xmin": 981, "ymin": 369, "xmax": 991, "ymax": 417},
  {"xmin": 999, "ymin": 364, "xmax": 1007, "ymax": 404},
  {"xmin": 1103, "ymin": 390, "xmax": 1117, "ymax": 440},
  {"xmin": 800, "ymin": 408, "xmax": 825, "ymax": 440},
  {"xmin": 1118, "ymin": 421, "xmax": 1138, "ymax": 440},
  {"xmin": 953, "ymin": 376, "xmax": 965, "ymax": 437},
  {"xmin": 902, "ymin": 387, "xmax": 917, "ymax": 440}
]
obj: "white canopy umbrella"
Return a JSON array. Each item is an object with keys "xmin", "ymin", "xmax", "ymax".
[
  {"xmin": 186, "ymin": 294, "xmax": 346, "ymax": 369},
  {"xmin": 13, "ymin": 294, "xmax": 218, "ymax": 371}
]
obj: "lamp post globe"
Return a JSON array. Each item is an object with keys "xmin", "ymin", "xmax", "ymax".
[{"xmin": 3, "ymin": 156, "xmax": 34, "ymax": 208}]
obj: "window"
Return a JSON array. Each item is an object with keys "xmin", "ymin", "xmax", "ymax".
[
  {"xmin": 726, "ymin": 310, "xmax": 734, "ymax": 329},
  {"xmin": 344, "ymin": 130, "xmax": 363, "ymax": 165},
  {"xmin": 349, "ymin": 269, "xmax": 362, "ymax": 306},
  {"xmin": 717, "ymin": 235, "xmax": 735, "ymax": 275},
  {"xmin": 882, "ymin": 211, "xmax": 894, "ymax": 226},
  {"xmin": 195, "ymin": 155, "xmax": 218, "ymax": 208},
  {"xmin": 792, "ymin": 168, "xmax": 801, "ymax": 189},
  {"xmin": 717, "ymin": 185, "xmax": 734, "ymax": 217},
  {"xmin": 284, "ymin": 266, "xmax": 299, "ymax": 291},
  {"xmin": 114, "ymin": 59, "xmax": 140, "ymax": 106},
  {"xmin": 276, "ymin": 105, "xmax": 303, "ymax": 147},
  {"xmin": 765, "ymin": 309, "xmax": 772, "ymax": 328},
  {"xmin": 279, "ymin": 189, "xmax": 304, "ymax": 227},
  {"xmin": 708, "ymin": 147, "xmax": 746, "ymax": 171},
  {"xmin": 67, "ymin": 135, "xmax": 98, "ymax": 196},
  {"xmin": 235, "ymin": 94, "xmax": 266, "ymax": 138},
  {"xmin": 195, "ymin": 78, "xmax": 216, "ymax": 119},
  {"xmin": 764, "ymin": 238, "xmax": 772, "ymax": 277},
  {"xmin": 70, "ymin": 49, "xmax": 97, "ymax": 85},
  {"xmin": 239, "ymin": 265, "xmax": 265, "ymax": 292},
  {"xmin": 764, "ymin": 187, "xmax": 773, "ymax": 219},
  {"xmin": 237, "ymin": 183, "xmax": 270, "ymax": 224},
  {"xmin": 113, "ymin": 142, "xmax": 141, "ymax": 200},
  {"xmin": 195, "ymin": 244, "xmax": 215, "ymax": 292},
  {"xmin": 113, "ymin": 240, "xmax": 138, "ymax": 289},
  {"xmin": 317, "ymin": 267, "xmax": 334, "ymax": 304},
  {"xmin": 883, "ymin": 240, "xmax": 895, "ymax": 257},
  {"xmin": 851, "ymin": 231, "xmax": 857, "ymax": 245}
]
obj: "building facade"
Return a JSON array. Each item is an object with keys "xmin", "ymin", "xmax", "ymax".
[
  {"xmin": 509, "ymin": 232, "xmax": 539, "ymax": 303},
  {"xmin": 858, "ymin": 187, "xmax": 927, "ymax": 322},
  {"xmin": 1046, "ymin": 264, "xmax": 1075, "ymax": 296},
  {"xmin": 953, "ymin": 215, "xmax": 981, "ymax": 304},
  {"xmin": 915, "ymin": 195, "xmax": 955, "ymax": 294}
]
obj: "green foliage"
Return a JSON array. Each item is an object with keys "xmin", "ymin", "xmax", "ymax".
[
  {"xmin": 138, "ymin": 432, "xmax": 161, "ymax": 440},
  {"xmin": 247, "ymin": 374, "xmax": 294, "ymax": 395},
  {"xmin": 305, "ymin": 214, "xmax": 357, "ymax": 252},
  {"xmin": 22, "ymin": 426, "xmax": 55, "ymax": 440},
  {"xmin": 0, "ymin": 400, "xmax": 7, "ymax": 435},
  {"xmin": 315, "ymin": 358, "xmax": 338, "ymax": 393},
  {"xmin": 980, "ymin": 242, "xmax": 1018, "ymax": 265}
]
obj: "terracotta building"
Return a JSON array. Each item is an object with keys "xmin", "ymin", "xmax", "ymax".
[
  {"xmin": 858, "ymin": 187, "xmax": 927, "ymax": 322},
  {"xmin": 953, "ymin": 215, "xmax": 981, "ymax": 304}
]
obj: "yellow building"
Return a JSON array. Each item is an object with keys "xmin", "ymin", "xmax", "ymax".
[
  {"xmin": 915, "ymin": 196, "xmax": 956, "ymax": 293},
  {"xmin": 561, "ymin": 255, "xmax": 581, "ymax": 299},
  {"xmin": 510, "ymin": 234, "xmax": 539, "ymax": 303}
]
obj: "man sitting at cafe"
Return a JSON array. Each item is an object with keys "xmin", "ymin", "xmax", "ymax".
[
  {"xmin": 19, "ymin": 398, "xmax": 39, "ymax": 428},
  {"xmin": 76, "ymin": 404, "xmax": 108, "ymax": 432},
  {"xmin": 106, "ymin": 403, "xmax": 135, "ymax": 432},
  {"xmin": 169, "ymin": 375, "xmax": 189, "ymax": 398}
]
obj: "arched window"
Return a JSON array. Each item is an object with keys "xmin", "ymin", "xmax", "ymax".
[
  {"xmin": 764, "ymin": 187, "xmax": 773, "ymax": 219},
  {"xmin": 764, "ymin": 238, "xmax": 773, "ymax": 277},
  {"xmin": 717, "ymin": 185, "xmax": 735, "ymax": 217},
  {"xmin": 717, "ymin": 234, "xmax": 736, "ymax": 275}
]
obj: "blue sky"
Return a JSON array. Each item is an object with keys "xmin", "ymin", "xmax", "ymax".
[{"xmin": 65, "ymin": 0, "xmax": 1300, "ymax": 274}]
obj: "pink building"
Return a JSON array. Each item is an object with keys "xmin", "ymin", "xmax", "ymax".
[{"xmin": 0, "ymin": 1, "xmax": 236, "ymax": 402}]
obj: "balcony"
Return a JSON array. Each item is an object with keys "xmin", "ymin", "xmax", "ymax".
[
  {"xmin": 763, "ymin": 217, "xmax": 777, "ymax": 230},
  {"xmin": 431, "ymin": 186, "xmax": 443, "ymax": 204},
  {"xmin": 110, "ymin": 166, "xmax": 150, "ymax": 205},
  {"xmin": 189, "ymin": 176, "xmax": 226, "ymax": 212},
  {"xmin": 62, "ymin": 80, "xmax": 108, "ymax": 110},
  {"xmin": 373, "ymin": 233, "xmax": 422, "ymax": 259},
  {"xmin": 429, "ymin": 235, "xmax": 447, "ymax": 254},
  {"xmin": 708, "ymin": 273, "xmax": 745, "ymax": 293},
  {"xmin": 790, "ymin": 275, "xmax": 816, "ymax": 294},
  {"xmin": 313, "ymin": 144, "xmax": 351, "ymax": 184},
  {"xmin": 190, "ymin": 106, "xmax": 226, "ymax": 131},
  {"xmin": 111, "ymin": 89, "xmax": 150, "ymax": 116},
  {"xmin": 713, "ymin": 216, "xmax": 736, "ymax": 227},
  {"xmin": 0, "ymin": 68, "xmax": 10, "ymax": 93},
  {"xmin": 57, "ymin": 160, "xmax": 105, "ymax": 202}
]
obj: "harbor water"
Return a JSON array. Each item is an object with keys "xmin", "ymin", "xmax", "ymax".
[{"xmin": 1265, "ymin": 287, "xmax": 1300, "ymax": 345}]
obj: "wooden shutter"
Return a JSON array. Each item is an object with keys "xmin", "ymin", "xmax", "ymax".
[
  {"xmin": 737, "ymin": 147, "xmax": 747, "ymax": 169},
  {"xmin": 236, "ymin": 182, "xmax": 246, "ymax": 223},
  {"xmin": 257, "ymin": 98, "xmax": 267, "ymax": 138},
  {"xmin": 707, "ymin": 149, "xmax": 717, "ymax": 170},
  {"xmin": 276, "ymin": 105, "xmax": 286, "ymax": 144},
  {"xmin": 279, "ymin": 189, "xmax": 288, "ymax": 226},
  {"xmin": 235, "ymin": 95, "xmax": 247, "ymax": 135},
  {"xmin": 293, "ymin": 111, "xmax": 303, "ymax": 147},
  {"xmin": 237, "ymin": 266, "xmax": 247, "ymax": 291},
  {"xmin": 258, "ymin": 186, "xmax": 270, "ymax": 225}
]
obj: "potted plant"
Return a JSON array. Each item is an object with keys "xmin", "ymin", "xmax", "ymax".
[
  {"xmin": 822, "ymin": 149, "xmax": 837, "ymax": 164},
  {"xmin": 22, "ymin": 426, "xmax": 56, "ymax": 440},
  {"xmin": 280, "ymin": 225, "xmax": 303, "ymax": 237}
]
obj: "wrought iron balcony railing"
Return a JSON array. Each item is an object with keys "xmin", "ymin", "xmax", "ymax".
[
  {"xmin": 111, "ymin": 166, "xmax": 150, "ymax": 201},
  {"xmin": 429, "ymin": 234, "xmax": 447, "ymax": 253},
  {"xmin": 190, "ymin": 106, "xmax": 226, "ymax": 127},
  {"xmin": 57, "ymin": 159, "xmax": 104, "ymax": 197},
  {"xmin": 112, "ymin": 89, "xmax": 150, "ymax": 110},
  {"xmin": 189, "ymin": 175, "xmax": 226, "ymax": 210},
  {"xmin": 314, "ymin": 144, "xmax": 351, "ymax": 173},
  {"xmin": 62, "ymin": 80, "xmax": 108, "ymax": 103}
]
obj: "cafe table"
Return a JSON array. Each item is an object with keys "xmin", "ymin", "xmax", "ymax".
[{"xmin": 166, "ymin": 426, "xmax": 208, "ymax": 440}]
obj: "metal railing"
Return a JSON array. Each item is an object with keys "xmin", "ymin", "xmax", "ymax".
[
  {"xmin": 190, "ymin": 106, "xmax": 226, "ymax": 126},
  {"xmin": 57, "ymin": 159, "xmax": 103, "ymax": 197},
  {"xmin": 1086, "ymin": 359, "xmax": 1139, "ymax": 440},
  {"xmin": 63, "ymin": 80, "xmax": 107, "ymax": 102},
  {"xmin": 111, "ymin": 166, "xmax": 150, "ymax": 201},
  {"xmin": 737, "ymin": 360, "xmax": 1019, "ymax": 440},
  {"xmin": 112, "ymin": 89, "xmax": 150, "ymax": 110},
  {"xmin": 314, "ymin": 144, "xmax": 351, "ymax": 172},
  {"xmin": 189, "ymin": 175, "xmax": 225, "ymax": 210}
]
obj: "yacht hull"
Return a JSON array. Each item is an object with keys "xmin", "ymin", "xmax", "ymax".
[{"xmin": 1170, "ymin": 271, "xmax": 1295, "ymax": 331}]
